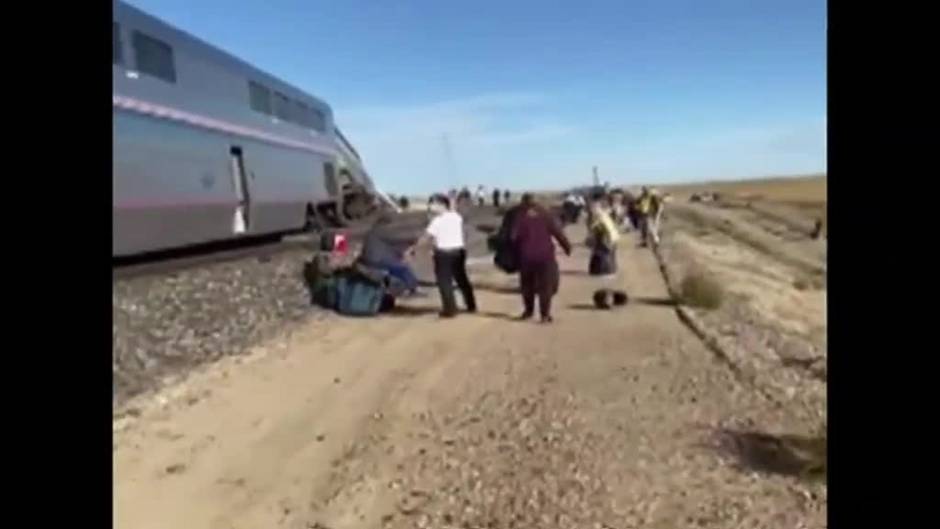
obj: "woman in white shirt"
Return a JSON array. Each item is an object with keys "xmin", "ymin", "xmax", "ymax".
[{"xmin": 409, "ymin": 195, "xmax": 478, "ymax": 318}]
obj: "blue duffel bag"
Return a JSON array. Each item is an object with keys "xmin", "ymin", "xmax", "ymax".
[{"xmin": 335, "ymin": 275, "xmax": 386, "ymax": 316}]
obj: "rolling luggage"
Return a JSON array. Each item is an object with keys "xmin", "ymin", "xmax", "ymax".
[{"xmin": 335, "ymin": 276, "xmax": 386, "ymax": 316}]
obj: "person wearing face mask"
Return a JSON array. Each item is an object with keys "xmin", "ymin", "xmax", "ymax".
[{"xmin": 408, "ymin": 195, "xmax": 477, "ymax": 318}]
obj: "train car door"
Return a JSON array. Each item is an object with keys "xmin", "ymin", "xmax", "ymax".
[{"xmin": 230, "ymin": 146, "xmax": 252, "ymax": 234}]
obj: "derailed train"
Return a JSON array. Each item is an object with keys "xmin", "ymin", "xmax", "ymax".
[{"xmin": 113, "ymin": 1, "xmax": 390, "ymax": 257}]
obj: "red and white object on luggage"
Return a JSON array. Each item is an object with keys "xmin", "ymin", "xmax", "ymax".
[{"xmin": 333, "ymin": 233, "xmax": 348, "ymax": 255}]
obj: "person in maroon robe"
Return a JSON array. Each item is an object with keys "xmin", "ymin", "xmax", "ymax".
[{"xmin": 510, "ymin": 193, "xmax": 572, "ymax": 323}]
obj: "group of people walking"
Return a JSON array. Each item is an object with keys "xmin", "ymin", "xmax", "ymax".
[
  {"xmin": 450, "ymin": 186, "xmax": 511, "ymax": 209},
  {"xmin": 359, "ymin": 186, "xmax": 664, "ymax": 323}
]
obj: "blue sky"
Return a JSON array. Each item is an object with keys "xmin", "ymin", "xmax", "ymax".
[{"xmin": 125, "ymin": 0, "xmax": 827, "ymax": 194}]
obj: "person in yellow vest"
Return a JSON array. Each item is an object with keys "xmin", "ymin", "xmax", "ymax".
[{"xmin": 647, "ymin": 189, "xmax": 666, "ymax": 246}]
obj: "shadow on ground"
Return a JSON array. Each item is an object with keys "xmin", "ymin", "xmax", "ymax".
[
  {"xmin": 475, "ymin": 311, "xmax": 522, "ymax": 322},
  {"xmin": 634, "ymin": 297, "xmax": 677, "ymax": 307},
  {"xmin": 474, "ymin": 283, "xmax": 521, "ymax": 295},
  {"xmin": 706, "ymin": 428, "xmax": 827, "ymax": 483},
  {"xmin": 567, "ymin": 297, "xmax": 676, "ymax": 311},
  {"xmin": 384, "ymin": 305, "xmax": 441, "ymax": 317}
]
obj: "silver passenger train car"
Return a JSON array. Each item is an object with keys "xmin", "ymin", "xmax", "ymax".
[{"xmin": 113, "ymin": 1, "xmax": 381, "ymax": 257}]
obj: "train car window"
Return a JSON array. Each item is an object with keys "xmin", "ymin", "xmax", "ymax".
[
  {"xmin": 310, "ymin": 108, "xmax": 327, "ymax": 133},
  {"xmin": 132, "ymin": 31, "xmax": 176, "ymax": 83},
  {"xmin": 248, "ymin": 81, "xmax": 272, "ymax": 115},
  {"xmin": 113, "ymin": 22, "xmax": 123, "ymax": 65},
  {"xmin": 273, "ymin": 91, "xmax": 292, "ymax": 121},
  {"xmin": 293, "ymin": 100, "xmax": 311, "ymax": 128}
]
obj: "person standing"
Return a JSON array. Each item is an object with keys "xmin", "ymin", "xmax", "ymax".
[
  {"xmin": 511, "ymin": 193, "xmax": 572, "ymax": 323},
  {"xmin": 647, "ymin": 190, "xmax": 666, "ymax": 245},
  {"xmin": 476, "ymin": 185, "xmax": 487, "ymax": 207},
  {"xmin": 409, "ymin": 195, "xmax": 477, "ymax": 318},
  {"xmin": 562, "ymin": 193, "xmax": 579, "ymax": 224},
  {"xmin": 504, "ymin": 189, "xmax": 511, "ymax": 204},
  {"xmin": 586, "ymin": 200, "xmax": 620, "ymax": 276},
  {"xmin": 636, "ymin": 187, "xmax": 654, "ymax": 247},
  {"xmin": 492, "ymin": 187, "xmax": 501, "ymax": 208}
]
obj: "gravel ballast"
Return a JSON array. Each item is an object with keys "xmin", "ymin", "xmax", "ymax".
[
  {"xmin": 113, "ymin": 208, "xmax": 500, "ymax": 409},
  {"xmin": 113, "ymin": 247, "xmax": 319, "ymax": 406}
]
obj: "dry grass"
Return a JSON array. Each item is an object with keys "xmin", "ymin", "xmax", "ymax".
[
  {"xmin": 679, "ymin": 271, "xmax": 725, "ymax": 310},
  {"xmin": 665, "ymin": 174, "xmax": 827, "ymax": 225},
  {"xmin": 664, "ymin": 174, "xmax": 826, "ymax": 202}
]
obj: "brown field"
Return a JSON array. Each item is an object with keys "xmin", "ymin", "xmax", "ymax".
[
  {"xmin": 662, "ymin": 174, "xmax": 826, "ymax": 203},
  {"xmin": 663, "ymin": 174, "xmax": 827, "ymax": 226}
]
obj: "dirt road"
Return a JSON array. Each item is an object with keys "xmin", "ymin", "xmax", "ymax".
[{"xmin": 114, "ymin": 224, "xmax": 824, "ymax": 528}]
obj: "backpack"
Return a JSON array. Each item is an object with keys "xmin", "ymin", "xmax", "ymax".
[
  {"xmin": 303, "ymin": 253, "xmax": 340, "ymax": 309},
  {"xmin": 492, "ymin": 206, "xmax": 521, "ymax": 274}
]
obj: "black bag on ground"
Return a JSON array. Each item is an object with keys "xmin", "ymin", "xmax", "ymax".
[
  {"xmin": 593, "ymin": 288, "xmax": 629, "ymax": 309},
  {"xmin": 492, "ymin": 206, "xmax": 521, "ymax": 274}
]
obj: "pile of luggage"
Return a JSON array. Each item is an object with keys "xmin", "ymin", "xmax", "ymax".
[{"xmin": 302, "ymin": 233, "xmax": 408, "ymax": 317}]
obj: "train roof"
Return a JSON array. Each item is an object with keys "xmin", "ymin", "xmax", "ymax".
[{"xmin": 116, "ymin": 1, "xmax": 332, "ymax": 115}]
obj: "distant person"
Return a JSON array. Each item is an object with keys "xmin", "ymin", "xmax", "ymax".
[
  {"xmin": 636, "ymin": 187, "xmax": 654, "ymax": 247},
  {"xmin": 561, "ymin": 193, "xmax": 583, "ymax": 224},
  {"xmin": 511, "ymin": 193, "xmax": 572, "ymax": 323},
  {"xmin": 635, "ymin": 187, "xmax": 667, "ymax": 246},
  {"xmin": 476, "ymin": 185, "xmax": 486, "ymax": 207},
  {"xmin": 586, "ymin": 200, "xmax": 620, "ymax": 276},
  {"xmin": 648, "ymin": 191, "xmax": 666, "ymax": 245},
  {"xmin": 359, "ymin": 213, "xmax": 420, "ymax": 295},
  {"xmin": 626, "ymin": 194, "xmax": 640, "ymax": 231},
  {"xmin": 610, "ymin": 192, "xmax": 631, "ymax": 232},
  {"xmin": 458, "ymin": 187, "xmax": 472, "ymax": 207},
  {"xmin": 811, "ymin": 218, "xmax": 824, "ymax": 240},
  {"xmin": 408, "ymin": 195, "xmax": 477, "ymax": 318},
  {"xmin": 492, "ymin": 187, "xmax": 501, "ymax": 208},
  {"xmin": 504, "ymin": 189, "xmax": 511, "ymax": 204},
  {"xmin": 609, "ymin": 191, "xmax": 627, "ymax": 228}
]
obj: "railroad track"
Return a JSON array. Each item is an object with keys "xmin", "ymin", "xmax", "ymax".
[{"xmin": 113, "ymin": 206, "xmax": 502, "ymax": 281}]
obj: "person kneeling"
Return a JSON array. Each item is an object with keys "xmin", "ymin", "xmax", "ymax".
[{"xmin": 359, "ymin": 213, "xmax": 420, "ymax": 296}]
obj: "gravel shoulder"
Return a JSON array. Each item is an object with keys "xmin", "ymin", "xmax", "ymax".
[
  {"xmin": 115, "ymin": 222, "xmax": 825, "ymax": 529},
  {"xmin": 112, "ymin": 207, "xmax": 499, "ymax": 409}
]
